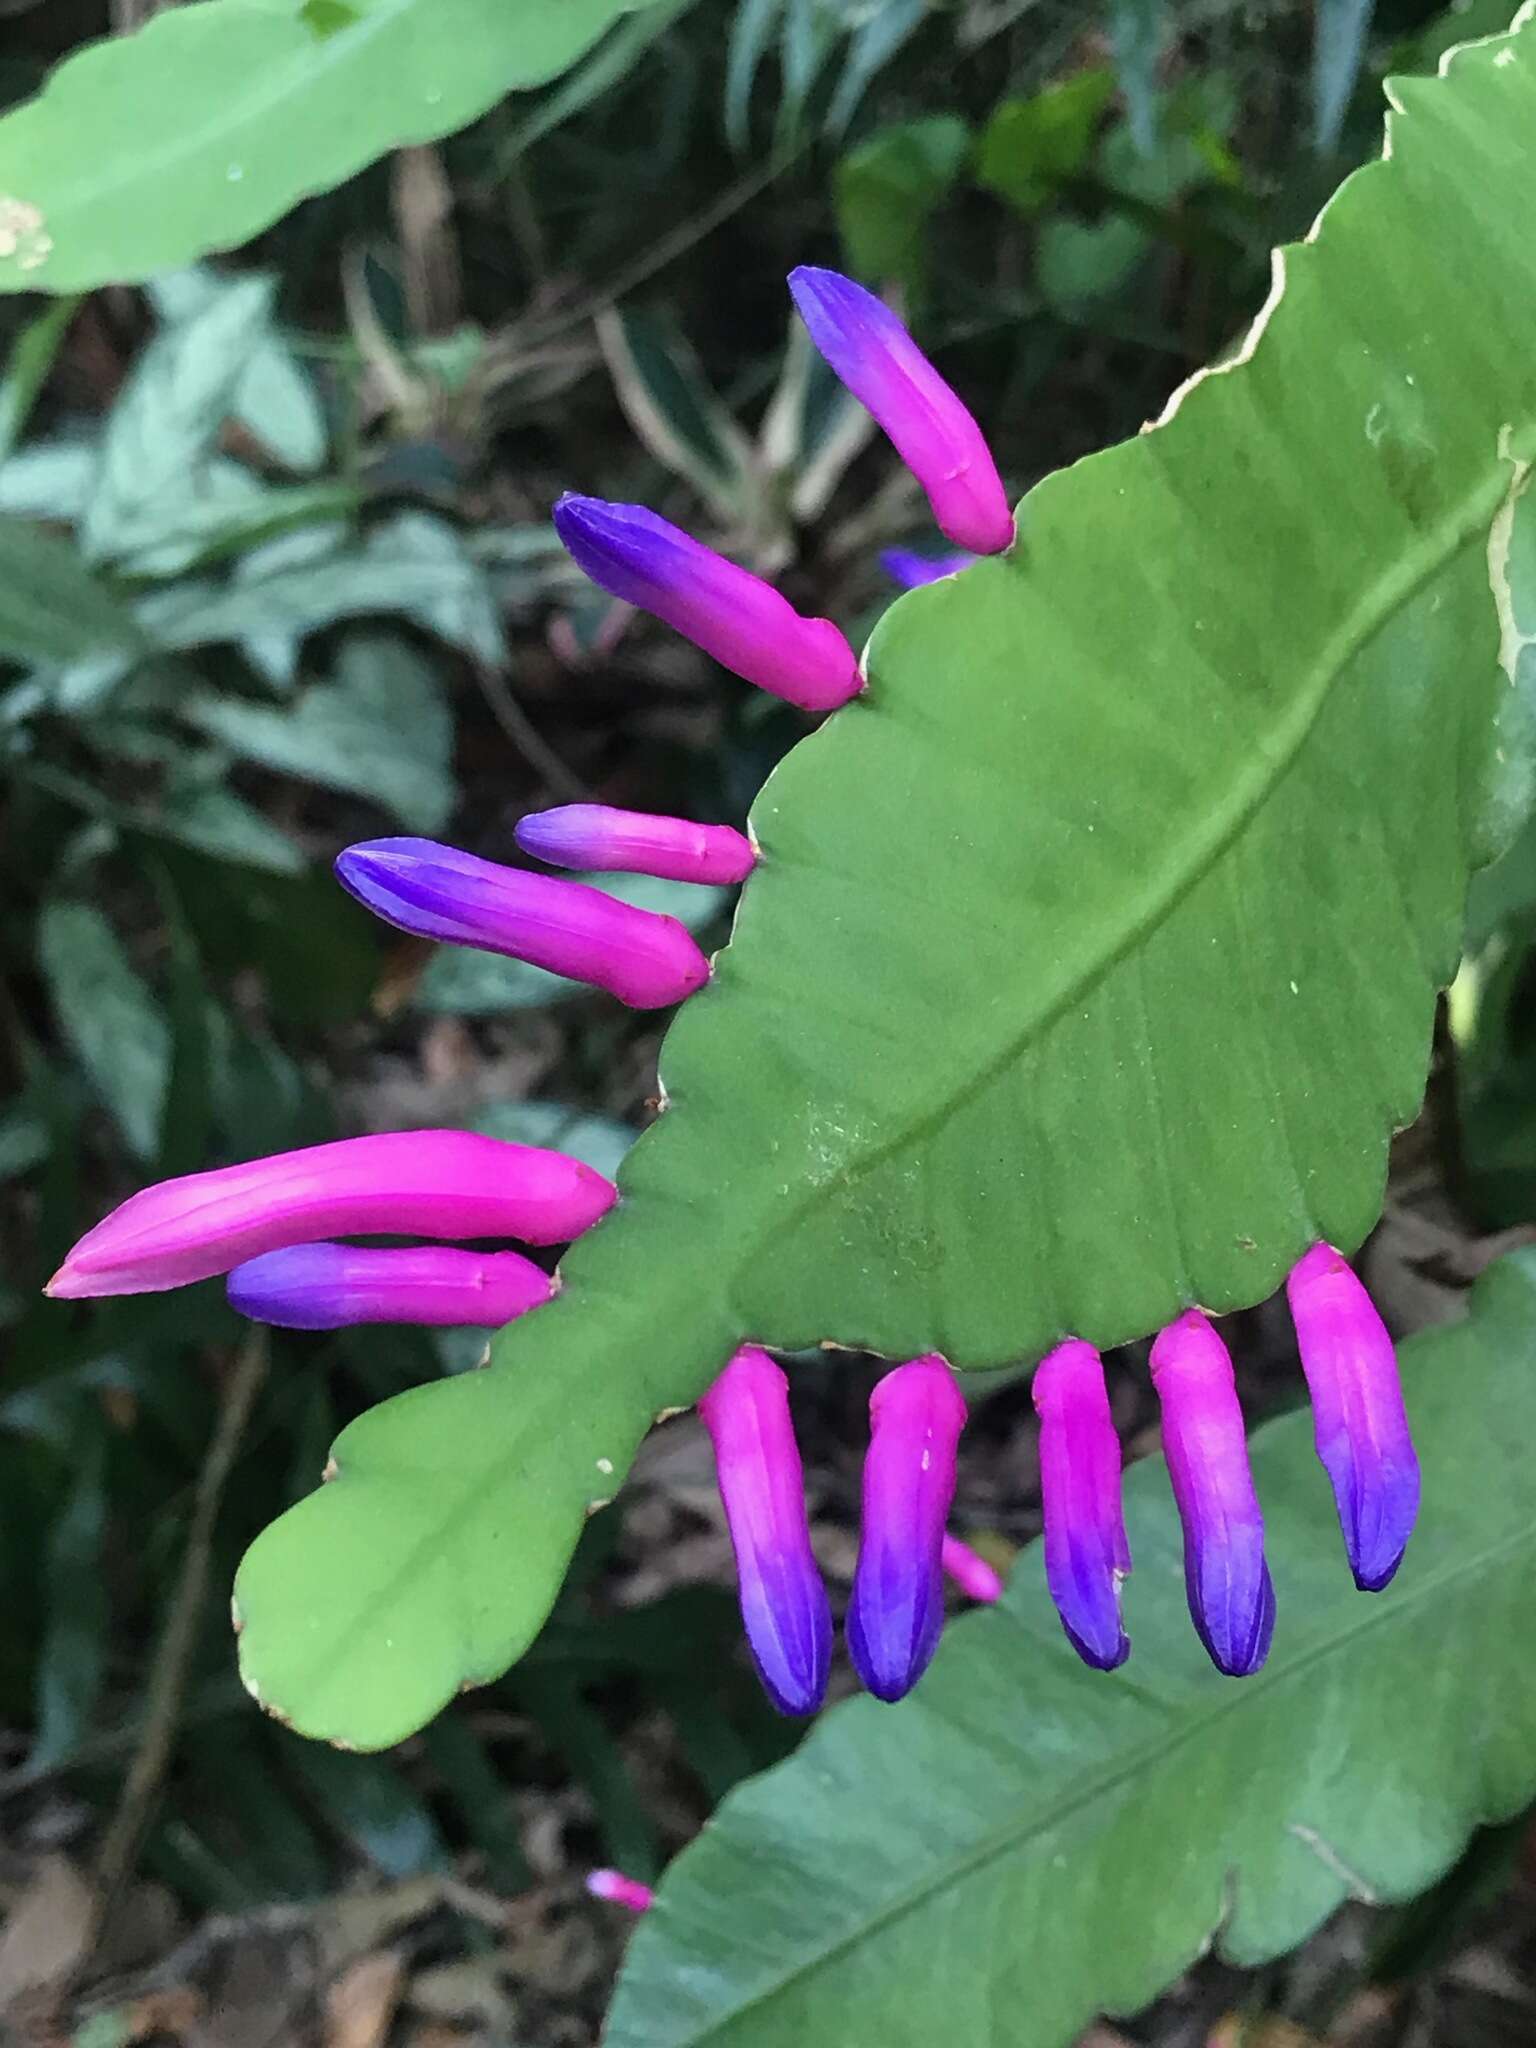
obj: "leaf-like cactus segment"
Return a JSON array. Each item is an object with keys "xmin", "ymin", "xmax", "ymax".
[{"xmin": 236, "ymin": 17, "xmax": 1536, "ymax": 1749}]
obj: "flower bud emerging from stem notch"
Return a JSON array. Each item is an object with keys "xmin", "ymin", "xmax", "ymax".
[
  {"xmin": 554, "ymin": 495, "xmax": 860, "ymax": 713},
  {"xmin": 699, "ymin": 1347, "xmax": 832, "ymax": 1717},
  {"xmin": 1287, "ymin": 1242, "xmax": 1420, "ymax": 1592},
  {"xmin": 515, "ymin": 804, "xmax": 755, "ymax": 886},
  {"xmin": 227, "ymin": 1243, "xmax": 553, "ymax": 1330},
  {"xmin": 1149, "ymin": 1311, "xmax": 1275, "ymax": 1678},
  {"xmin": 847, "ymin": 1354, "xmax": 967, "ymax": 1702},
  {"xmin": 789, "ymin": 267, "xmax": 1015, "ymax": 555},
  {"xmin": 336, "ymin": 838, "xmax": 710, "ymax": 1010},
  {"xmin": 1032, "ymin": 1339, "xmax": 1131, "ymax": 1671}
]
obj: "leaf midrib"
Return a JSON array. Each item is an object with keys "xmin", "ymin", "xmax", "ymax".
[
  {"xmin": 660, "ymin": 1509, "xmax": 1535, "ymax": 2045},
  {"xmin": 762, "ymin": 445, "xmax": 1522, "ymax": 1244}
]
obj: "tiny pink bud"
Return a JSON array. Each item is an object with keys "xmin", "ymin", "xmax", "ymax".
[
  {"xmin": 940, "ymin": 1532, "xmax": 1005, "ymax": 1605},
  {"xmin": 586, "ymin": 1869, "xmax": 655, "ymax": 1914}
]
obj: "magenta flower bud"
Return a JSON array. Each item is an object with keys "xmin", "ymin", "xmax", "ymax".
[
  {"xmin": 586, "ymin": 1869, "xmax": 654, "ymax": 1914},
  {"xmin": 1149, "ymin": 1312, "xmax": 1275, "ymax": 1678},
  {"xmin": 226, "ymin": 1242, "xmax": 553, "ymax": 1331},
  {"xmin": 879, "ymin": 547, "xmax": 974, "ymax": 589},
  {"xmin": 515, "ymin": 804, "xmax": 755, "ymax": 886},
  {"xmin": 1032, "ymin": 1339, "xmax": 1131, "ymax": 1672},
  {"xmin": 847, "ymin": 1355, "xmax": 967, "ymax": 1702},
  {"xmin": 553, "ymin": 495, "xmax": 860, "ymax": 713},
  {"xmin": 698, "ymin": 1346, "xmax": 832, "ymax": 1717},
  {"xmin": 45, "ymin": 1131, "xmax": 614, "ymax": 1299},
  {"xmin": 1286, "ymin": 1243, "xmax": 1420, "ymax": 1592},
  {"xmin": 335, "ymin": 838, "xmax": 710, "ymax": 1010},
  {"xmin": 789, "ymin": 268, "xmax": 1014, "ymax": 556},
  {"xmin": 940, "ymin": 1532, "xmax": 1005, "ymax": 1605}
]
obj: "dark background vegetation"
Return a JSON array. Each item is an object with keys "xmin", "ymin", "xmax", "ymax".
[{"xmin": 3, "ymin": 1, "xmax": 1536, "ymax": 2041}]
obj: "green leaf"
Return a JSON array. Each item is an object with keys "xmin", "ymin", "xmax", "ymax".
[
  {"xmin": 234, "ymin": 21, "xmax": 1536, "ymax": 1747},
  {"xmin": 1107, "ymin": 0, "xmax": 1166, "ymax": 155},
  {"xmin": 37, "ymin": 903, "xmax": 169, "ymax": 1160},
  {"xmin": 0, "ymin": 0, "xmax": 663, "ymax": 295},
  {"xmin": 81, "ymin": 273, "xmax": 275, "ymax": 563},
  {"xmin": 835, "ymin": 115, "xmax": 970, "ymax": 289},
  {"xmin": 1315, "ymin": 0, "xmax": 1378, "ymax": 153},
  {"xmin": 0, "ymin": 516, "xmax": 144, "ymax": 666},
  {"xmin": 606, "ymin": 1252, "xmax": 1536, "ymax": 2048},
  {"xmin": 976, "ymin": 70, "xmax": 1115, "ymax": 215},
  {"xmin": 0, "ymin": 292, "xmax": 77, "ymax": 464},
  {"xmin": 148, "ymin": 267, "xmax": 328, "ymax": 474},
  {"xmin": 416, "ymin": 872, "xmax": 728, "ymax": 1013},
  {"xmin": 29, "ymin": 1420, "xmax": 108, "ymax": 1773},
  {"xmin": 179, "ymin": 633, "xmax": 456, "ymax": 832}
]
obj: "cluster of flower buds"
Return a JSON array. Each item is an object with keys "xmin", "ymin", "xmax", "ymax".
[
  {"xmin": 700, "ymin": 1348, "xmax": 995, "ymax": 1714},
  {"xmin": 45, "ymin": 264, "xmax": 1420, "ymax": 1717}
]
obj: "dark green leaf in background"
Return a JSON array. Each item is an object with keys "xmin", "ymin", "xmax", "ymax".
[
  {"xmin": 835, "ymin": 115, "xmax": 971, "ymax": 291},
  {"xmin": 37, "ymin": 902, "xmax": 169, "ymax": 1161}
]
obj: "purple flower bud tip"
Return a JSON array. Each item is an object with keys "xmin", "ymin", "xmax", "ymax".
[
  {"xmin": 788, "ymin": 268, "xmax": 1014, "ymax": 557},
  {"xmin": 847, "ymin": 1355, "xmax": 967, "ymax": 1702},
  {"xmin": 45, "ymin": 1130, "xmax": 613, "ymax": 1299},
  {"xmin": 941, "ymin": 1532, "xmax": 1005, "ymax": 1605},
  {"xmin": 226, "ymin": 1243, "xmax": 553, "ymax": 1331},
  {"xmin": 1150, "ymin": 1312, "xmax": 1275, "ymax": 1679},
  {"xmin": 515, "ymin": 804, "xmax": 756, "ymax": 887},
  {"xmin": 586, "ymin": 1869, "xmax": 654, "ymax": 1914},
  {"xmin": 699, "ymin": 1347, "xmax": 832, "ymax": 1717},
  {"xmin": 553, "ymin": 495, "xmax": 860, "ymax": 714},
  {"xmin": 879, "ymin": 548, "xmax": 975, "ymax": 590},
  {"xmin": 1032, "ymin": 1339, "xmax": 1131, "ymax": 1672},
  {"xmin": 336, "ymin": 838, "xmax": 710, "ymax": 1011},
  {"xmin": 1287, "ymin": 1243, "xmax": 1420, "ymax": 1593}
]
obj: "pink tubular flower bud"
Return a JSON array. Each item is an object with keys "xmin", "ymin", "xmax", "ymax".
[
  {"xmin": 1286, "ymin": 1243, "xmax": 1420, "ymax": 1592},
  {"xmin": 586, "ymin": 1869, "xmax": 655, "ymax": 1914},
  {"xmin": 847, "ymin": 1355, "xmax": 968, "ymax": 1702},
  {"xmin": 226, "ymin": 1243, "xmax": 554, "ymax": 1331},
  {"xmin": 515, "ymin": 804, "xmax": 756, "ymax": 886},
  {"xmin": 1149, "ymin": 1312, "xmax": 1275, "ymax": 1678},
  {"xmin": 553, "ymin": 495, "xmax": 860, "ymax": 713},
  {"xmin": 335, "ymin": 838, "xmax": 710, "ymax": 1010},
  {"xmin": 698, "ymin": 1346, "xmax": 832, "ymax": 1717},
  {"xmin": 45, "ymin": 1131, "xmax": 615, "ymax": 1299},
  {"xmin": 1032, "ymin": 1339, "xmax": 1131, "ymax": 1671},
  {"xmin": 941, "ymin": 1532, "xmax": 1005, "ymax": 1605},
  {"xmin": 789, "ymin": 268, "xmax": 1014, "ymax": 555}
]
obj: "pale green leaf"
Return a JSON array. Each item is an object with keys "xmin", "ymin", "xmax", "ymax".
[
  {"xmin": 233, "ymin": 20, "xmax": 1536, "ymax": 1748},
  {"xmin": 0, "ymin": 0, "xmax": 661, "ymax": 295},
  {"xmin": 179, "ymin": 633, "xmax": 455, "ymax": 832},
  {"xmin": 148, "ymin": 266, "xmax": 328, "ymax": 473},
  {"xmin": 0, "ymin": 517, "xmax": 144, "ymax": 667},
  {"xmin": 37, "ymin": 903, "xmax": 168, "ymax": 1159},
  {"xmin": 607, "ymin": 1253, "xmax": 1536, "ymax": 2048}
]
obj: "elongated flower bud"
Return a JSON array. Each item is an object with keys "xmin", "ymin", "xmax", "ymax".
[
  {"xmin": 1149, "ymin": 1312, "xmax": 1275, "ymax": 1678},
  {"xmin": 46, "ymin": 1131, "xmax": 614, "ymax": 1299},
  {"xmin": 789, "ymin": 268, "xmax": 1014, "ymax": 556},
  {"xmin": 1286, "ymin": 1243, "xmax": 1420, "ymax": 1592},
  {"xmin": 515, "ymin": 804, "xmax": 755, "ymax": 886},
  {"xmin": 586, "ymin": 1869, "xmax": 654, "ymax": 1914},
  {"xmin": 940, "ymin": 1532, "xmax": 1004, "ymax": 1605},
  {"xmin": 879, "ymin": 548, "xmax": 974, "ymax": 589},
  {"xmin": 847, "ymin": 1355, "xmax": 967, "ymax": 1702},
  {"xmin": 227, "ymin": 1242, "xmax": 553, "ymax": 1331},
  {"xmin": 335, "ymin": 838, "xmax": 710, "ymax": 1010},
  {"xmin": 553, "ymin": 495, "xmax": 860, "ymax": 713},
  {"xmin": 698, "ymin": 1346, "xmax": 832, "ymax": 1717},
  {"xmin": 1032, "ymin": 1339, "xmax": 1131, "ymax": 1671}
]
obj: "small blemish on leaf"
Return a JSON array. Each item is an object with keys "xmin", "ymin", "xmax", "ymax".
[
  {"xmin": 595, "ymin": 1456, "xmax": 615, "ymax": 1475},
  {"xmin": 322, "ymin": 1456, "xmax": 339, "ymax": 1482},
  {"xmin": 0, "ymin": 196, "xmax": 52, "ymax": 272},
  {"xmin": 300, "ymin": 0, "xmax": 359, "ymax": 36}
]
